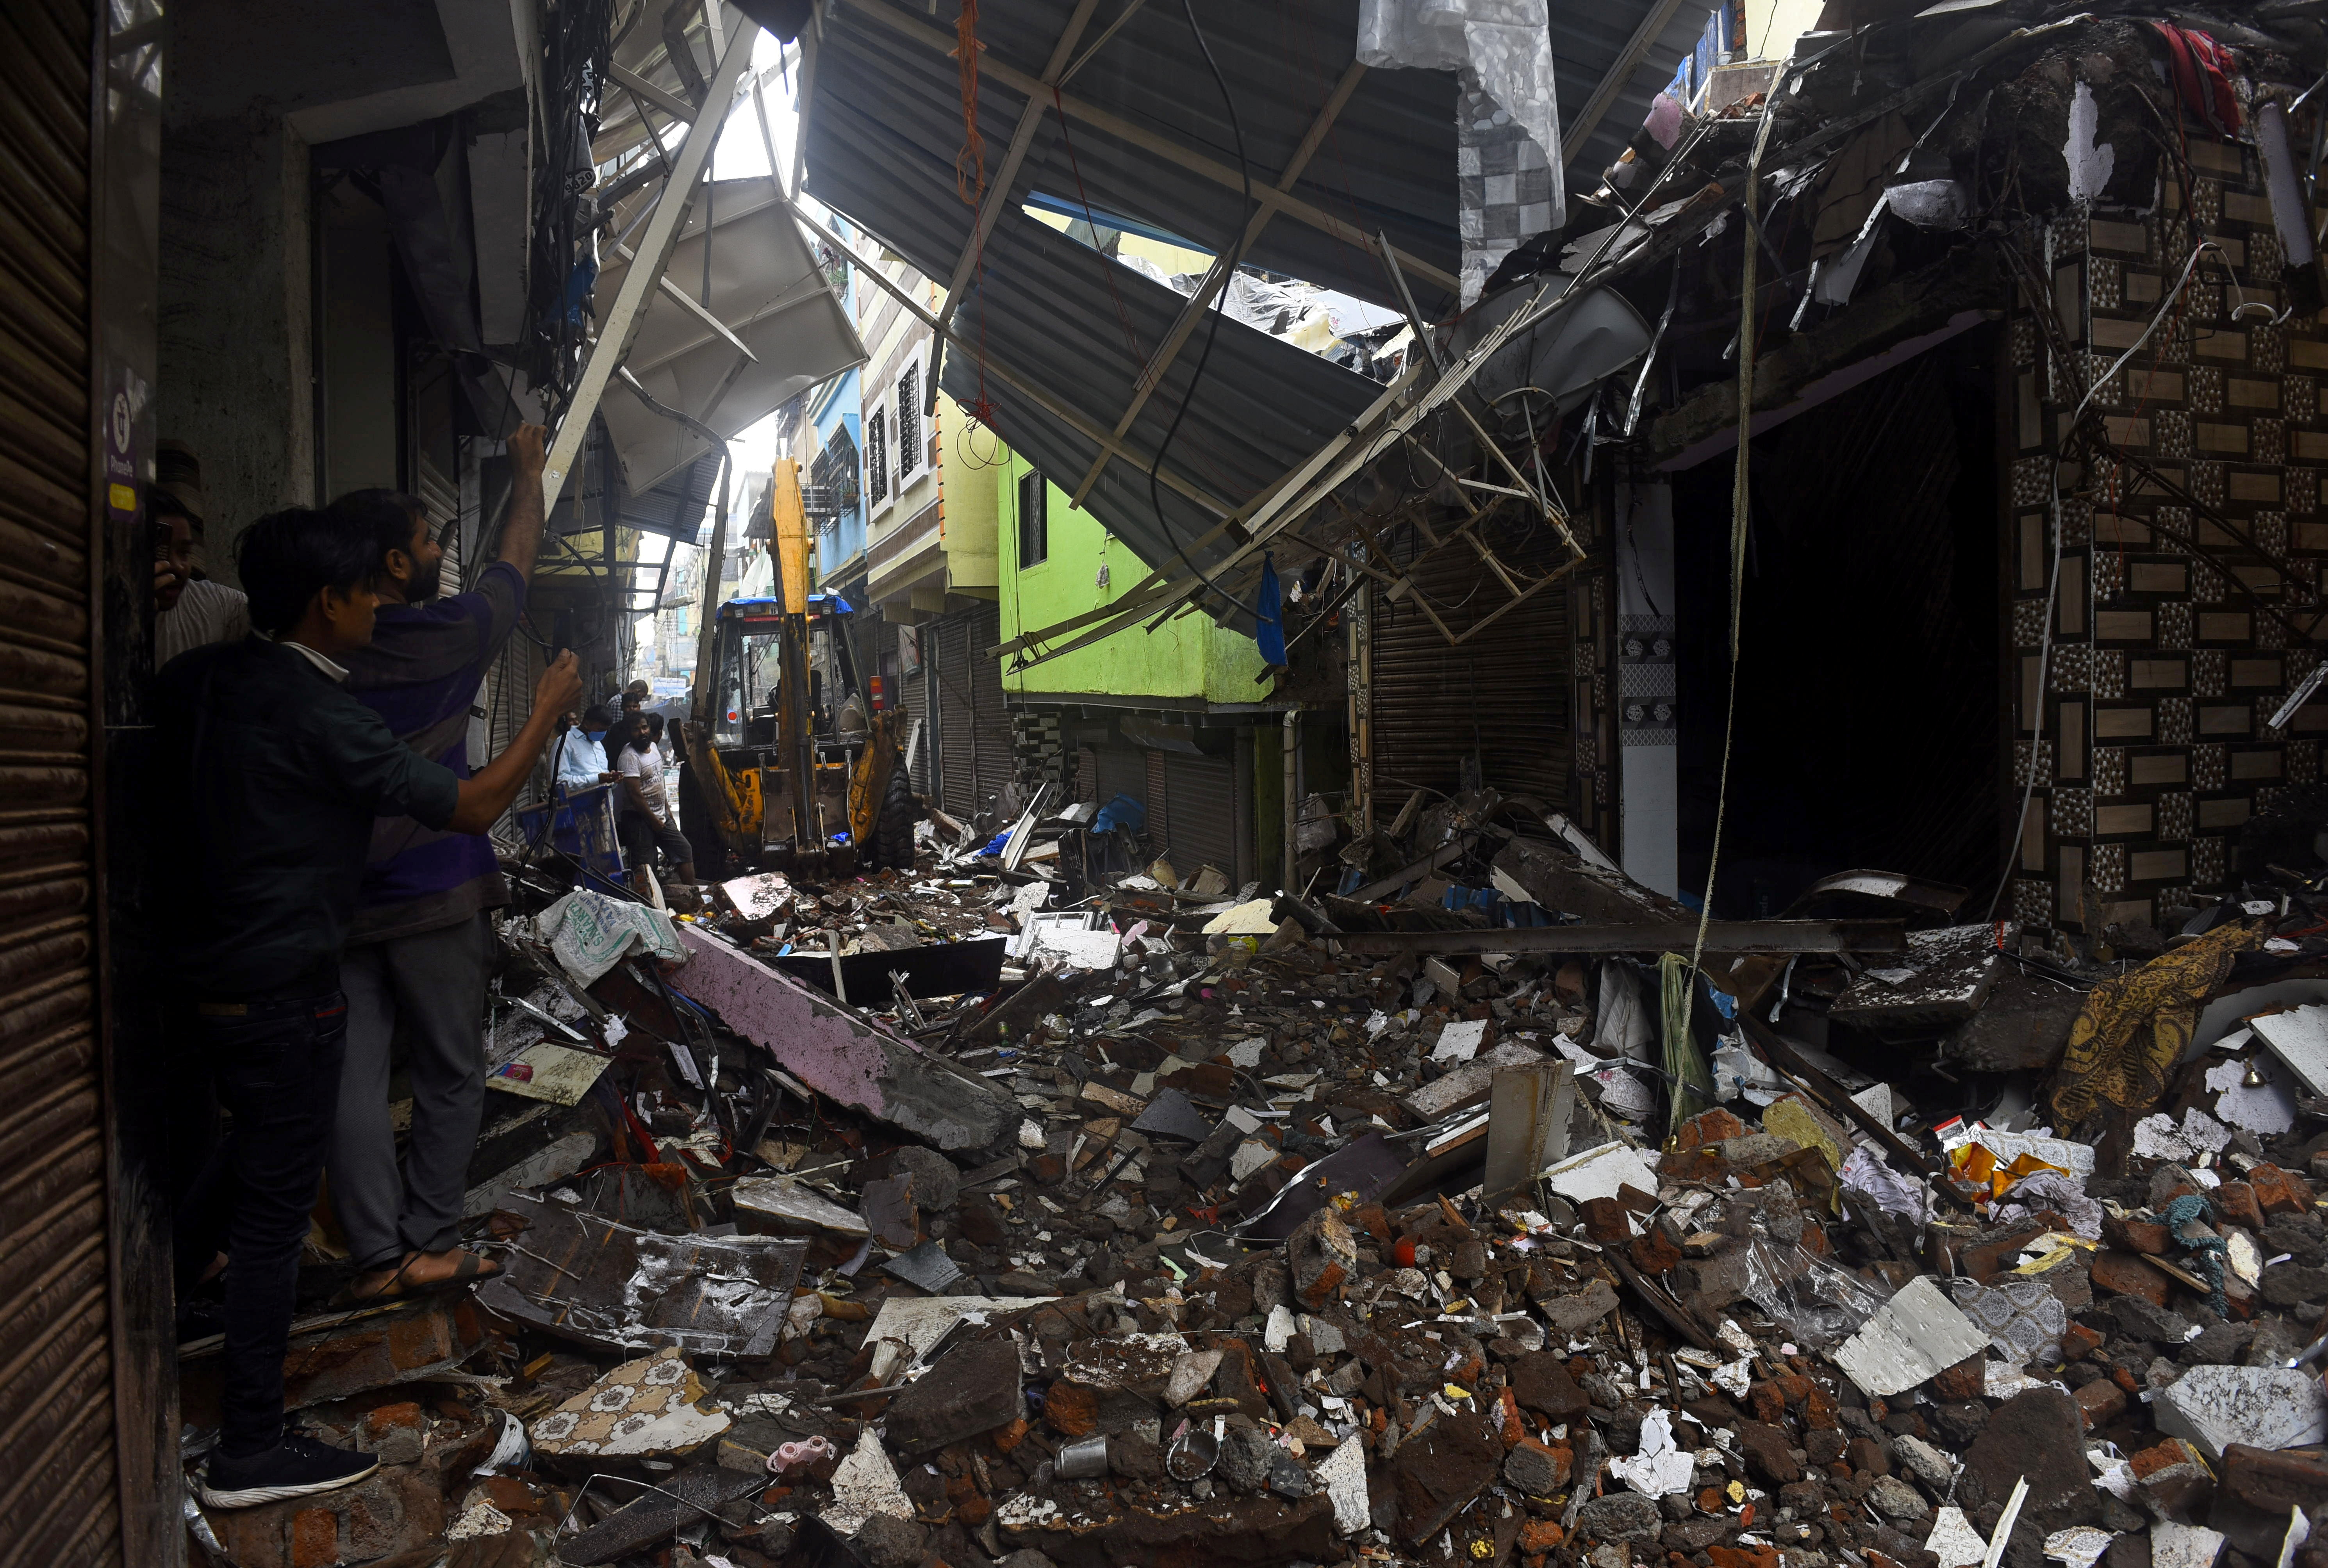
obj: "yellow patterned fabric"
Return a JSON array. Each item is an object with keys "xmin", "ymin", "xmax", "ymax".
[{"xmin": 2050, "ymin": 921, "xmax": 2258, "ymax": 1123}]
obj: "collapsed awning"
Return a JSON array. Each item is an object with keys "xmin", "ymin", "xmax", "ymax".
[
  {"xmin": 593, "ymin": 174, "xmax": 865, "ymax": 500},
  {"xmin": 619, "ymin": 449, "xmax": 724, "ymax": 540},
  {"xmin": 938, "ymin": 212, "xmax": 1387, "ymax": 631},
  {"xmin": 805, "ymin": 0, "xmax": 1465, "ymax": 316}
]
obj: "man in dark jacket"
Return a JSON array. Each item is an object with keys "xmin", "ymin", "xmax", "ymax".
[{"xmin": 156, "ymin": 506, "xmax": 578, "ymax": 1508}]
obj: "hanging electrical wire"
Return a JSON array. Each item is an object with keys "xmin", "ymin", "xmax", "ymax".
[{"xmin": 1151, "ymin": 0, "xmax": 1266, "ymax": 624}]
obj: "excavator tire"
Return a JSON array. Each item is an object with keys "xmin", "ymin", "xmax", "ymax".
[{"xmin": 874, "ymin": 758, "xmax": 918, "ymax": 870}]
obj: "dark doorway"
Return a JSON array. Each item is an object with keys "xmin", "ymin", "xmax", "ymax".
[{"xmin": 1672, "ymin": 328, "xmax": 2004, "ymax": 916}]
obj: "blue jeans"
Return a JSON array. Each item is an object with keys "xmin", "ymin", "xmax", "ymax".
[{"xmin": 174, "ymin": 990, "xmax": 347, "ymax": 1455}]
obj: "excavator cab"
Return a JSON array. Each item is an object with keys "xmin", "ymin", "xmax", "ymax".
[{"xmin": 685, "ymin": 461, "xmax": 916, "ymax": 877}]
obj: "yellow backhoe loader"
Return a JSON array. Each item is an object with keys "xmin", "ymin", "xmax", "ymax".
[{"xmin": 682, "ymin": 459, "xmax": 914, "ymax": 877}]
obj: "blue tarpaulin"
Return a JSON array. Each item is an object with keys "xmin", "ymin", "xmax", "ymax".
[{"xmin": 1092, "ymin": 793, "xmax": 1146, "ymax": 834}]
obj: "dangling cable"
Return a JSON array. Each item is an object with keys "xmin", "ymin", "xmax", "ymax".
[{"xmin": 1155, "ymin": 0, "xmax": 1263, "ymax": 622}]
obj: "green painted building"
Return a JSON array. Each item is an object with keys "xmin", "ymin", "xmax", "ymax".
[{"xmin": 993, "ymin": 446, "xmax": 1295, "ymax": 890}]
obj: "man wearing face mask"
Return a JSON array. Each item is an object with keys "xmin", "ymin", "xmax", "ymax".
[{"xmin": 320, "ymin": 424, "xmax": 549, "ymax": 1304}]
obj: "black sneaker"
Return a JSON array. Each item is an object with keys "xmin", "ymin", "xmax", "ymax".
[{"xmin": 198, "ymin": 1433, "xmax": 379, "ymax": 1509}]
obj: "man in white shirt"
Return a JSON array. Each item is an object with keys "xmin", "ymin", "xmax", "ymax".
[
  {"xmin": 613, "ymin": 714, "xmax": 694, "ymax": 892},
  {"xmin": 553, "ymin": 709, "xmax": 615, "ymax": 795}
]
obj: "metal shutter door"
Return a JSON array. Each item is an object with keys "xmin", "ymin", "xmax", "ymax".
[
  {"xmin": 969, "ymin": 602, "xmax": 1013, "ymax": 811},
  {"xmin": 1145, "ymin": 749, "xmax": 1167, "ymax": 855},
  {"xmin": 900, "ymin": 630, "xmax": 931, "ymax": 795},
  {"xmin": 935, "ymin": 615, "xmax": 976, "ymax": 818},
  {"xmin": 0, "ymin": 0, "xmax": 120, "ymax": 1561},
  {"xmin": 1372, "ymin": 528, "xmax": 1571, "ymax": 806},
  {"xmin": 1092, "ymin": 745, "xmax": 1146, "ymax": 821},
  {"xmin": 1162, "ymin": 752, "xmax": 1237, "ymax": 879}
]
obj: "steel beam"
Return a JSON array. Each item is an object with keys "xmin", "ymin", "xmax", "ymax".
[
  {"xmin": 1327, "ymin": 921, "xmax": 1907, "ymax": 957},
  {"xmin": 543, "ymin": 24, "xmax": 756, "ymax": 515}
]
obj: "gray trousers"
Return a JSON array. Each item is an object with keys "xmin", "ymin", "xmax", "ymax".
[{"xmin": 327, "ymin": 913, "xmax": 491, "ymax": 1270}]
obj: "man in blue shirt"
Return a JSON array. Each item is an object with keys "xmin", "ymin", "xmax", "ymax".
[
  {"xmin": 157, "ymin": 507, "xmax": 578, "ymax": 1508},
  {"xmin": 324, "ymin": 427, "xmax": 551, "ymax": 1305}
]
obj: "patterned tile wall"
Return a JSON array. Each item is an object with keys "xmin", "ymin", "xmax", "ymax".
[{"xmin": 2013, "ymin": 131, "xmax": 2320, "ymax": 931}]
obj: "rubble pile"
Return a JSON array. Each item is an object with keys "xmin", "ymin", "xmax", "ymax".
[{"xmin": 184, "ymin": 802, "xmax": 2328, "ymax": 1568}]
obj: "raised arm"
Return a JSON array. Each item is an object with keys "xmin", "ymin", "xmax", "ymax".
[
  {"xmin": 449, "ymin": 650, "xmax": 582, "ymax": 833},
  {"xmin": 495, "ymin": 424, "xmax": 549, "ymax": 584}
]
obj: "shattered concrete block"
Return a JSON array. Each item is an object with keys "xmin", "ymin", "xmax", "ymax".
[
  {"xmin": 1164, "ymin": 1348, "xmax": 1223, "ymax": 1407},
  {"xmin": 1535, "ymin": 1277, "xmax": 1620, "ymax": 1336},
  {"xmin": 2150, "ymin": 1522, "xmax": 2226, "ymax": 1568},
  {"xmin": 675, "ymin": 925, "xmax": 1015, "ymax": 1151},
  {"xmin": 2208, "ymin": 1444, "xmax": 2328, "ymax": 1559},
  {"xmin": 824, "ymin": 1428, "xmax": 914, "ymax": 1541},
  {"xmin": 2153, "ymin": 1365, "xmax": 2328, "ymax": 1460},
  {"xmin": 1942, "ymin": 968, "xmax": 2081, "ymax": 1073},
  {"xmin": 1961, "ymin": 1388, "xmax": 2103, "ymax": 1532},
  {"xmin": 1834, "ymin": 1276, "xmax": 1991, "ymax": 1399},
  {"xmin": 1541, "ymin": 1140, "xmax": 1663, "ymax": 1205},
  {"xmin": 1391, "ymin": 1411, "xmax": 1503, "ymax": 1544},
  {"xmin": 885, "ymin": 1338, "xmax": 1022, "ymax": 1456},
  {"xmin": 2128, "ymin": 1438, "xmax": 2213, "ymax": 1516},
  {"xmin": 731, "ymin": 1175, "xmax": 872, "ymax": 1240},
  {"xmin": 1317, "ymin": 1430, "xmax": 1371, "ymax": 1533},
  {"xmin": 1509, "ymin": 1351, "xmax": 1591, "ymax": 1420},
  {"xmin": 1288, "ymin": 1206, "xmax": 1359, "ymax": 1309},
  {"xmin": 1574, "ymin": 1491, "xmax": 1666, "ymax": 1543},
  {"xmin": 528, "ymin": 1348, "xmax": 729, "ymax": 1461},
  {"xmin": 1402, "ymin": 1041, "xmax": 1547, "ymax": 1120},
  {"xmin": 1505, "ymin": 1436, "xmax": 1572, "ymax": 1495}
]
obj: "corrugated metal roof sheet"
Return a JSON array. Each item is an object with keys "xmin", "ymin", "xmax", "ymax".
[
  {"xmin": 938, "ymin": 211, "xmax": 1385, "ymax": 633},
  {"xmin": 808, "ymin": 0, "xmax": 1464, "ymax": 314},
  {"xmin": 807, "ymin": 0, "xmax": 1716, "ymax": 319},
  {"xmin": 619, "ymin": 449, "xmax": 724, "ymax": 540}
]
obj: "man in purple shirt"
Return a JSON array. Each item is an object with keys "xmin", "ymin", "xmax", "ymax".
[{"xmin": 323, "ymin": 425, "xmax": 548, "ymax": 1301}]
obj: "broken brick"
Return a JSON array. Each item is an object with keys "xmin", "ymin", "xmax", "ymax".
[
  {"xmin": 1579, "ymin": 1197, "xmax": 1633, "ymax": 1243},
  {"xmin": 2214, "ymin": 1181, "xmax": 2265, "ymax": 1233},
  {"xmin": 1929, "ymin": 1354, "xmax": 1987, "ymax": 1402},
  {"xmin": 2246, "ymin": 1164, "xmax": 2310, "ymax": 1217},
  {"xmin": 2074, "ymin": 1377, "xmax": 2128, "ymax": 1429},
  {"xmin": 2090, "ymin": 1250, "xmax": 2175, "ymax": 1308}
]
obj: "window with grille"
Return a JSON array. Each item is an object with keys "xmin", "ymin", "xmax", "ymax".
[
  {"xmin": 895, "ymin": 362, "xmax": 920, "ymax": 483},
  {"xmin": 1018, "ymin": 469, "xmax": 1047, "ymax": 567},
  {"xmin": 865, "ymin": 408, "xmax": 888, "ymax": 506}
]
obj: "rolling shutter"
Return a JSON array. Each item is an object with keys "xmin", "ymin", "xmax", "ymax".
[
  {"xmin": 1372, "ymin": 527, "xmax": 1571, "ymax": 806},
  {"xmin": 900, "ymin": 628, "xmax": 931, "ymax": 795},
  {"xmin": 1161, "ymin": 751, "xmax": 1237, "ymax": 880},
  {"xmin": 935, "ymin": 613, "xmax": 976, "ymax": 818},
  {"xmin": 1092, "ymin": 745, "xmax": 1145, "ymax": 817},
  {"xmin": 968, "ymin": 602, "xmax": 1012, "ymax": 812},
  {"xmin": 0, "ymin": 0, "xmax": 123, "ymax": 1561}
]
